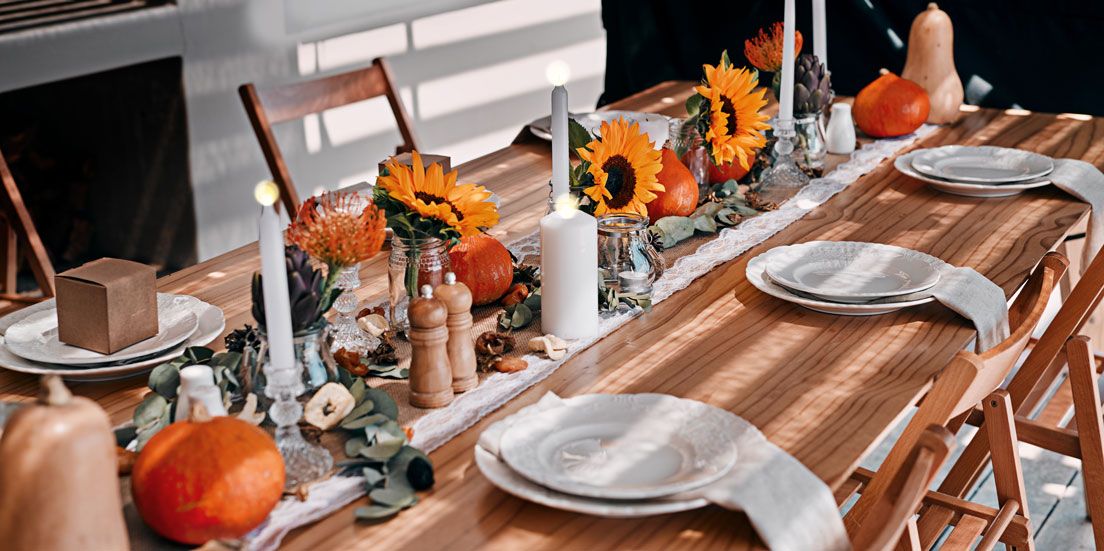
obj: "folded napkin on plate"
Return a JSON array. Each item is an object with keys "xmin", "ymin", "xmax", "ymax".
[
  {"xmin": 1049, "ymin": 159, "xmax": 1104, "ymax": 271},
  {"xmin": 872, "ymin": 265, "xmax": 1009, "ymax": 352},
  {"xmin": 480, "ymin": 393, "xmax": 851, "ymax": 551}
]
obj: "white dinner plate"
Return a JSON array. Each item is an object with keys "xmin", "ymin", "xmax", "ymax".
[
  {"xmin": 747, "ymin": 251, "xmax": 936, "ymax": 316},
  {"xmin": 895, "ymin": 151, "xmax": 1052, "ymax": 198},
  {"xmin": 764, "ymin": 241, "xmax": 942, "ymax": 303},
  {"xmin": 910, "ymin": 145, "xmax": 1054, "ymax": 184},
  {"xmin": 5, "ymin": 294, "xmax": 199, "ymax": 366},
  {"xmin": 0, "ymin": 295, "xmax": 224, "ymax": 381},
  {"xmin": 499, "ymin": 394, "xmax": 738, "ymax": 500},
  {"xmin": 528, "ymin": 110, "xmax": 670, "ymax": 150}
]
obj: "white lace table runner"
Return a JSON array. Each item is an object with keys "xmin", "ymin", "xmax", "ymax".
[{"xmin": 243, "ymin": 124, "xmax": 939, "ymax": 550}]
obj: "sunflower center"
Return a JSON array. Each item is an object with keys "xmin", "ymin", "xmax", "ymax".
[
  {"xmin": 720, "ymin": 97, "xmax": 740, "ymax": 135},
  {"xmin": 414, "ymin": 191, "xmax": 464, "ymax": 220},
  {"xmin": 602, "ymin": 154, "xmax": 637, "ymax": 209}
]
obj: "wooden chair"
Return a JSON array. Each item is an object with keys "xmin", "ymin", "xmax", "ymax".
[
  {"xmin": 0, "ymin": 147, "xmax": 54, "ymax": 299},
  {"xmin": 923, "ymin": 244, "xmax": 1104, "ymax": 549},
  {"xmin": 239, "ymin": 57, "xmax": 419, "ymax": 217},
  {"xmin": 843, "ymin": 252, "xmax": 1068, "ymax": 550},
  {"xmin": 848, "ymin": 425, "xmax": 956, "ymax": 551}
]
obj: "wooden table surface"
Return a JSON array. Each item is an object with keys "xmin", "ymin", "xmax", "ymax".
[{"xmin": 1, "ymin": 81, "xmax": 1099, "ymax": 550}]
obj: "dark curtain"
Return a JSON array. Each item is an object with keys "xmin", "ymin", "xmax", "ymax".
[{"xmin": 601, "ymin": 0, "xmax": 1104, "ymax": 115}]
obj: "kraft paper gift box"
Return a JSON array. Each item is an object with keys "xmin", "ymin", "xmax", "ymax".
[{"xmin": 55, "ymin": 258, "xmax": 157, "ymax": 354}]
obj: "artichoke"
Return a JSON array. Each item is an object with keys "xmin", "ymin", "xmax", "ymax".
[
  {"xmin": 792, "ymin": 53, "xmax": 832, "ymax": 115},
  {"xmin": 251, "ymin": 245, "xmax": 336, "ymax": 333}
]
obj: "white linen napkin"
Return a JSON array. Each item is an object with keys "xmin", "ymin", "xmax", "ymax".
[
  {"xmin": 479, "ymin": 392, "xmax": 851, "ymax": 551},
  {"xmin": 1048, "ymin": 159, "xmax": 1104, "ymax": 271}
]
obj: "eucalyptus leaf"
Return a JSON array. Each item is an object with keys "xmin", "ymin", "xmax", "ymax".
[
  {"xmin": 341, "ymin": 413, "xmax": 391, "ymax": 430},
  {"xmin": 348, "ymin": 378, "xmax": 368, "ymax": 404},
  {"xmin": 692, "ymin": 214, "xmax": 717, "ymax": 233},
  {"xmin": 511, "ymin": 303, "xmax": 532, "ymax": 328},
  {"xmin": 693, "ymin": 202, "xmax": 724, "ymax": 218},
  {"xmin": 369, "ymin": 364, "xmax": 409, "ymax": 380},
  {"xmin": 370, "ymin": 486, "xmax": 415, "ymax": 508},
  {"xmin": 364, "ymin": 388, "xmax": 399, "ymax": 421},
  {"xmin": 341, "ymin": 399, "xmax": 376, "ymax": 425},
  {"xmin": 354, "ymin": 504, "xmax": 402, "ymax": 520},
  {"xmin": 147, "ymin": 363, "xmax": 181, "ymax": 400},
  {"xmin": 362, "ymin": 467, "xmax": 385, "ymax": 487},
  {"xmin": 522, "ymin": 291, "xmax": 541, "ymax": 312},
  {"xmin": 345, "ymin": 436, "xmax": 368, "ymax": 458},
  {"xmin": 358, "ymin": 438, "xmax": 405, "ymax": 460},
  {"xmin": 134, "ymin": 393, "xmax": 169, "ymax": 427},
  {"xmin": 388, "ymin": 445, "xmax": 431, "ymax": 474},
  {"xmin": 182, "ymin": 346, "xmax": 215, "ymax": 364},
  {"xmin": 650, "ymin": 216, "xmax": 695, "ymax": 248}
]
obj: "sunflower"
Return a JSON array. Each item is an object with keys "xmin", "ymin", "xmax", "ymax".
[
  {"xmin": 744, "ymin": 22, "xmax": 803, "ymax": 73},
  {"xmin": 694, "ymin": 56, "xmax": 771, "ymax": 169},
  {"xmin": 576, "ymin": 118, "xmax": 664, "ymax": 217},
  {"xmin": 377, "ymin": 151, "xmax": 498, "ymax": 237}
]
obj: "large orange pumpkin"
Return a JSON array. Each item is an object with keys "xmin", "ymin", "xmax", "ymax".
[
  {"xmin": 707, "ymin": 158, "xmax": 752, "ymax": 184},
  {"xmin": 131, "ymin": 406, "xmax": 285, "ymax": 545},
  {"xmin": 448, "ymin": 234, "xmax": 513, "ymax": 305},
  {"xmin": 853, "ymin": 69, "xmax": 930, "ymax": 138},
  {"xmin": 647, "ymin": 148, "xmax": 699, "ymax": 221}
]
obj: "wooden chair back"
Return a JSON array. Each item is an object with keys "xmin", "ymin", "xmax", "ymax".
[
  {"xmin": 239, "ymin": 57, "xmax": 418, "ymax": 217},
  {"xmin": 0, "ymin": 147, "xmax": 54, "ymax": 298},
  {"xmin": 845, "ymin": 252, "xmax": 1067, "ymax": 536},
  {"xmin": 849, "ymin": 425, "xmax": 955, "ymax": 551}
]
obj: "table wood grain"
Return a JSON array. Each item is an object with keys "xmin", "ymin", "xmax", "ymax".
[{"xmin": 1, "ymin": 81, "xmax": 1099, "ymax": 550}]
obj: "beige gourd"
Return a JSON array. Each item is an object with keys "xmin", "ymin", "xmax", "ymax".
[
  {"xmin": 0, "ymin": 376, "xmax": 128, "ymax": 550},
  {"xmin": 902, "ymin": 3, "xmax": 964, "ymax": 124}
]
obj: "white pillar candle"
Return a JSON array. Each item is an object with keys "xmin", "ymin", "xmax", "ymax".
[
  {"xmin": 540, "ymin": 199, "xmax": 598, "ymax": 340},
  {"xmin": 812, "ymin": 0, "xmax": 827, "ymax": 71},
  {"xmin": 778, "ymin": 0, "xmax": 797, "ymax": 124},
  {"xmin": 255, "ymin": 181, "xmax": 296, "ymax": 370}
]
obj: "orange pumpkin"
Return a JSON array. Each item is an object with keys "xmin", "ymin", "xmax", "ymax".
[
  {"xmin": 448, "ymin": 234, "xmax": 513, "ymax": 305},
  {"xmin": 853, "ymin": 69, "xmax": 931, "ymax": 138},
  {"xmin": 647, "ymin": 148, "xmax": 699, "ymax": 221},
  {"xmin": 707, "ymin": 157, "xmax": 752, "ymax": 184},
  {"xmin": 131, "ymin": 405, "xmax": 285, "ymax": 545}
]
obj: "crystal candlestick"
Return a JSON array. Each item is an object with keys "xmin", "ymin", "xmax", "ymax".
[
  {"xmin": 263, "ymin": 360, "xmax": 333, "ymax": 488},
  {"xmin": 330, "ymin": 263, "xmax": 375, "ymax": 353},
  {"xmin": 757, "ymin": 121, "xmax": 809, "ymax": 204}
]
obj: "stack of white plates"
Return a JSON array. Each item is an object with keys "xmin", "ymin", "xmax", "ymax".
[
  {"xmin": 895, "ymin": 145, "xmax": 1054, "ymax": 197},
  {"xmin": 476, "ymin": 394, "xmax": 740, "ymax": 517},
  {"xmin": 527, "ymin": 110, "xmax": 670, "ymax": 150},
  {"xmin": 747, "ymin": 241, "xmax": 943, "ymax": 316},
  {"xmin": 0, "ymin": 293, "xmax": 225, "ymax": 381}
]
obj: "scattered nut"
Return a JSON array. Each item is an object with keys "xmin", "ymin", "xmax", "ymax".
[
  {"xmin": 493, "ymin": 357, "xmax": 528, "ymax": 373},
  {"xmin": 116, "ymin": 446, "xmax": 137, "ymax": 475},
  {"xmin": 335, "ymin": 348, "xmax": 368, "ymax": 376},
  {"xmin": 357, "ymin": 306, "xmax": 386, "ymax": 320},
  {"xmin": 475, "ymin": 331, "xmax": 515, "ymax": 356},
  {"xmin": 236, "ymin": 393, "xmax": 266, "ymax": 426},
  {"xmin": 303, "ymin": 382, "xmax": 356, "ymax": 430},
  {"xmin": 357, "ymin": 313, "xmax": 389, "ymax": 337},
  {"xmin": 527, "ymin": 334, "xmax": 568, "ymax": 360},
  {"xmin": 501, "ymin": 283, "xmax": 529, "ymax": 307}
]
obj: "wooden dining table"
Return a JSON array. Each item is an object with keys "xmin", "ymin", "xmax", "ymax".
[{"xmin": 0, "ymin": 80, "xmax": 1099, "ymax": 549}]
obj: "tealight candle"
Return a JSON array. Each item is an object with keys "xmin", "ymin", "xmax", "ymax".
[
  {"xmin": 618, "ymin": 270, "xmax": 652, "ymax": 295},
  {"xmin": 540, "ymin": 196, "xmax": 598, "ymax": 339},
  {"xmin": 255, "ymin": 181, "xmax": 296, "ymax": 371}
]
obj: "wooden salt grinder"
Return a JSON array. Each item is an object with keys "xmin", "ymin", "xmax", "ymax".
[
  {"xmin": 435, "ymin": 272, "xmax": 477, "ymax": 393},
  {"xmin": 407, "ymin": 284, "xmax": 453, "ymax": 408}
]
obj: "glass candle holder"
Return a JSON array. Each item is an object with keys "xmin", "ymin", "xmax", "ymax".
[{"xmin": 597, "ymin": 213, "xmax": 665, "ymax": 297}]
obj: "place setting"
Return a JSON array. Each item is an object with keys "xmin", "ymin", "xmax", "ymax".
[{"xmin": 895, "ymin": 144, "xmax": 1055, "ymax": 198}]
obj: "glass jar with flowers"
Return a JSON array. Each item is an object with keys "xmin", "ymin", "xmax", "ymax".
[
  {"xmin": 285, "ymin": 191, "xmax": 387, "ymax": 355},
  {"xmin": 374, "ymin": 151, "xmax": 500, "ymax": 333}
]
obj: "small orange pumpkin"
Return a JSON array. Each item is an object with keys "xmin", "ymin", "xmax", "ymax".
[
  {"xmin": 131, "ymin": 404, "xmax": 285, "ymax": 545},
  {"xmin": 448, "ymin": 234, "xmax": 513, "ymax": 305},
  {"xmin": 707, "ymin": 157, "xmax": 753, "ymax": 184},
  {"xmin": 647, "ymin": 148, "xmax": 699, "ymax": 221},
  {"xmin": 853, "ymin": 69, "xmax": 931, "ymax": 138}
]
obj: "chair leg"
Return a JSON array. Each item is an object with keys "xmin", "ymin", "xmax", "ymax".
[
  {"xmin": 983, "ymin": 390, "xmax": 1035, "ymax": 550},
  {"xmin": 1066, "ymin": 336, "xmax": 1104, "ymax": 549},
  {"xmin": 0, "ymin": 215, "xmax": 16, "ymax": 294}
]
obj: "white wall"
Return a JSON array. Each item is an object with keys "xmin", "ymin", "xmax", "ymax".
[{"xmin": 180, "ymin": 0, "xmax": 607, "ymax": 259}]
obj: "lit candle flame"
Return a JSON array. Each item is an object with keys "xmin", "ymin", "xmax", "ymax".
[
  {"xmin": 546, "ymin": 60, "xmax": 571, "ymax": 87},
  {"xmin": 254, "ymin": 180, "xmax": 280, "ymax": 206}
]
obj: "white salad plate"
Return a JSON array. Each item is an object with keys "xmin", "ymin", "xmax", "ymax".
[
  {"xmin": 764, "ymin": 241, "xmax": 942, "ymax": 304},
  {"xmin": 747, "ymin": 251, "xmax": 936, "ymax": 316},
  {"xmin": 895, "ymin": 151, "xmax": 1051, "ymax": 198},
  {"xmin": 0, "ymin": 295, "xmax": 224, "ymax": 381},
  {"xmin": 498, "ymin": 394, "xmax": 738, "ymax": 500},
  {"xmin": 528, "ymin": 110, "xmax": 670, "ymax": 150},
  {"xmin": 910, "ymin": 145, "xmax": 1054, "ymax": 184},
  {"xmin": 5, "ymin": 294, "xmax": 199, "ymax": 366}
]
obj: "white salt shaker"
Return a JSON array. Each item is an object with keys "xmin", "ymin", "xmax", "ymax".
[
  {"xmin": 826, "ymin": 103, "xmax": 857, "ymax": 155},
  {"xmin": 175, "ymin": 365, "xmax": 227, "ymax": 420}
]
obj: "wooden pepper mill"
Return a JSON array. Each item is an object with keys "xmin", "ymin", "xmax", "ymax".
[
  {"xmin": 408, "ymin": 284, "xmax": 453, "ymax": 408},
  {"xmin": 435, "ymin": 272, "xmax": 478, "ymax": 393}
]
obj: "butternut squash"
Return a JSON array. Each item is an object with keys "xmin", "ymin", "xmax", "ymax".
[
  {"xmin": 902, "ymin": 3, "xmax": 964, "ymax": 124},
  {"xmin": 0, "ymin": 376, "xmax": 129, "ymax": 550}
]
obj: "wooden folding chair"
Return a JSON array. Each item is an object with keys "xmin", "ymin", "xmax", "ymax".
[
  {"xmin": 0, "ymin": 146, "xmax": 54, "ymax": 299},
  {"xmin": 239, "ymin": 57, "xmax": 419, "ymax": 217},
  {"xmin": 848, "ymin": 425, "xmax": 956, "ymax": 551},
  {"xmin": 923, "ymin": 244, "xmax": 1104, "ymax": 550},
  {"xmin": 843, "ymin": 252, "xmax": 1068, "ymax": 550}
]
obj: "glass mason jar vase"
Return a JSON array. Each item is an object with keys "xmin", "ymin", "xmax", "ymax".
[
  {"xmin": 668, "ymin": 117, "xmax": 709, "ymax": 194},
  {"xmin": 242, "ymin": 324, "xmax": 338, "ymax": 397},
  {"xmin": 388, "ymin": 236, "xmax": 450, "ymax": 333},
  {"xmin": 794, "ymin": 112, "xmax": 827, "ymax": 171},
  {"xmin": 597, "ymin": 213, "xmax": 665, "ymax": 297}
]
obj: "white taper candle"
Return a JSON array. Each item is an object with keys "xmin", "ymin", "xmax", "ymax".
[
  {"xmin": 812, "ymin": 0, "xmax": 827, "ymax": 71},
  {"xmin": 255, "ymin": 181, "xmax": 296, "ymax": 370},
  {"xmin": 551, "ymin": 85, "xmax": 569, "ymax": 200},
  {"xmin": 779, "ymin": 0, "xmax": 797, "ymax": 123}
]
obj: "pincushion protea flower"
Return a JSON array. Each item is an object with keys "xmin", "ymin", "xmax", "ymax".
[
  {"xmin": 576, "ymin": 118, "xmax": 664, "ymax": 217},
  {"xmin": 287, "ymin": 191, "xmax": 387, "ymax": 269},
  {"xmin": 693, "ymin": 53, "xmax": 771, "ymax": 169},
  {"xmin": 744, "ymin": 22, "xmax": 803, "ymax": 73}
]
